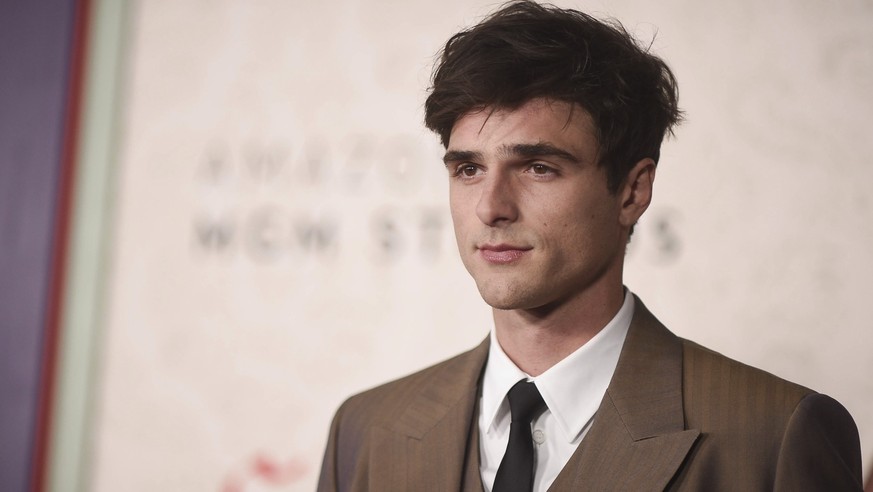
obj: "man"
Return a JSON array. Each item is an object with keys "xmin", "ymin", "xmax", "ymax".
[{"xmin": 318, "ymin": 1, "xmax": 863, "ymax": 490}]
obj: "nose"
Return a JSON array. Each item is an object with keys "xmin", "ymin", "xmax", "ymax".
[{"xmin": 476, "ymin": 172, "xmax": 518, "ymax": 226}]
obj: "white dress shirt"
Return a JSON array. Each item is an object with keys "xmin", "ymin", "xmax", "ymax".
[{"xmin": 478, "ymin": 291, "xmax": 634, "ymax": 492}]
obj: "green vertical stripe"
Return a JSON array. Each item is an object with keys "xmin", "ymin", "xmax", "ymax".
[{"xmin": 47, "ymin": 0, "xmax": 131, "ymax": 490}]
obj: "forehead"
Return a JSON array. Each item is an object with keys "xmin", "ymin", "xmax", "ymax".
[{"xmin": 447, "ymin": 98, "xmax": 598, "ymax": 157}]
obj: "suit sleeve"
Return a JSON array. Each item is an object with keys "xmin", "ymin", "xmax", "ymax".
[
  {"xmin": 774, "ymin": 393, "xmax": 863, "ymax": 491},
  {"xmin": 317, "ymin": 405, "xmax": 343, "ymax": 492},
  {"xmin": 317, "ymin": 397, "xmax": 372, "ymax": 492}
]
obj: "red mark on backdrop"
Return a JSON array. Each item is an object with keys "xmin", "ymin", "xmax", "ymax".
[{"xmin": 221, "ymin": 452, "xmax": 309, "ymax": 491}]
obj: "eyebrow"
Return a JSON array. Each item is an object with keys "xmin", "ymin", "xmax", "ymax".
[
  {"xmin": 442, "ymin": 143, "xmax": 581, "ymax": 166},
  {"xmin": 442, "ymin": 150, "xmax": 482, "ymax": 166},
  {"xmin": 506, "ymin": 143, "xmax": 580, "ymax": 164}
]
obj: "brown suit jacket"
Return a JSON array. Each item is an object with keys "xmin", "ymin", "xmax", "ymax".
[{"xmin": 318, "ymin": 298, "xmax": 862, "ymax": 491}]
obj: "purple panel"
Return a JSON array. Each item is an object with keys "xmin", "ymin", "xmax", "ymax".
[{"xmin": 0, "ymin": 0, "xmax": 77, "ymax": 490}]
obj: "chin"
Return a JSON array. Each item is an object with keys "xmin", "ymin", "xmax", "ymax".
[
  {"xmin": 476, "ymin": 283, "xmax": 543, "ymax": 311},
  {"xmin": 482, "ymin": 298, "xmax": 521, "ymax": 311}
]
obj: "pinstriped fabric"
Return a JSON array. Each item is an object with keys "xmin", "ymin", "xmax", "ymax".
[
  {"xmin": 774, "ymin": 393, "xmax": 863, "ymax": 490},
  {"xmin": 674, "ymin": 341, "xmax": 862, "ymax": 490},
  {"xmin": 317, "ymin": 297, "xmax": 862, "ymax": 491},
  {"xmin": 548, "ymin": 394, "xmax": 699, "ymax": 490},
  {"xmin": 318, "ymin": 339, "xmax": 488, "ymax": 492},
  {"xmin": 547, "ymin": 299, "xmax": 700, "ymax": 490},
  {"xmin": 679, "ymin": 340, "xmax": 809, "ymax": 489}
]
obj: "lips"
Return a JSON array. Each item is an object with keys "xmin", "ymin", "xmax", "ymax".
[{"xmin": 478, "ymin": 244, "xmax": 531, "ymax": 264}]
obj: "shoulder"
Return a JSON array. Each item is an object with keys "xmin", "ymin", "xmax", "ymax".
[
  {"xmin": 318, "ymin": 340, "xmax": 489, "ymax": 490},
  {"xmin": 332, "ymin": 338, "xmax": 488, "ymax": 431},
  {"xmin": 680, "ymin": 338, "xmax": 813, "ymax": 414},
  {"xmin": 680, "ymin": 337, "xmax": 817, "ymax": 435},
  {"xmin": 775, "ymin": 392, "xmax": 863, "ymax": 488},
  {"xmin": 674, "ymin": 339, "xmax": 862, "ymax": 488}
]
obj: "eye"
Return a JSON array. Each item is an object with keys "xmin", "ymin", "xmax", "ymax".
[
  {"xmin": 528, "ymin": 163, "xmax": 555, "ymax": 176},
  {"xmin": 453, "ymin": 164, "xmax": 482, "ymax": 178}
]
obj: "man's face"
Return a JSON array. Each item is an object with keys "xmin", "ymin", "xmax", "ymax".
[{"xmin": 445, "ymin": 98, "xmax": 639, "ymax": 312}]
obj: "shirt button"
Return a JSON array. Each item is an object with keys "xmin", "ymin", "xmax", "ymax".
[{"xmin": 532, "ymin": 429, "xmax": 545, "ymax": 445}]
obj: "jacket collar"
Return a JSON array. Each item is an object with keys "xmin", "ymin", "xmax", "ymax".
[
  {"xmin": 549, "ymin": 296, "xmax": 699, "ymax": 490},
  {"xmin": 387, "ymin": 296, "xmax": 699, "ymax": 491},
  {"xmin": 390, "ymin": 338, "xmax": 489, "ymax": 490}
]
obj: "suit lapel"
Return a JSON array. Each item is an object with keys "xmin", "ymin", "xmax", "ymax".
[
  {"xmin": 377, "ymin": 297, "xmax": 698, "ymax": 490},
  {"xmin": 550, "ymin": 297, "xmax": 699, "ymax": 490},
  {"xmin": 389, "ymin": 338, "xmax": 489, "ymax": 491}
]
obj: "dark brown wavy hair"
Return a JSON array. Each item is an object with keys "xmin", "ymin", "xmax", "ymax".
[{"xmin": 424, "ymin": 0, "xmax": 682, "ymax": 193}]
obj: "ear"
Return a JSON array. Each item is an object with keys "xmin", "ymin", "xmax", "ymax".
[{"xmin": 618, "ymin": 158, "xmax": 656, "ymax": 228}]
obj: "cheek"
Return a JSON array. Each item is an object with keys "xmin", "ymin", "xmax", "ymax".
[
  {"xmin": 449, "ymin": 189, "xmax": 476, "ymax": 222},
  {"xmin": 449, "ymin": 197, "xmax": 466, "ymax": 227},
  {"xmin": 449, "ymin": 206, "xmax": 469, "ymax": 231},
  {"xmin": 551, "ymin": 203, "xmax": 612, "ymax": 249}
]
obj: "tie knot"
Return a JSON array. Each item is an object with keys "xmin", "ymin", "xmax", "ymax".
[{"xmin": 507, "ymin": 380, "xmax": 546, "ymax": 423}]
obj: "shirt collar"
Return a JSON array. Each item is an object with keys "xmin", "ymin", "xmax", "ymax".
[
  {"xmin": 481, "ymin": 328, "xmax": 529, "ymax": 436},
  {"xmin": 480, "ymin": 291, "xmax": 634, "ymax": 442}
]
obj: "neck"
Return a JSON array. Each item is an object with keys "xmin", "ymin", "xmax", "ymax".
[{"xmin": 492, "ymin": 281, "xmax": 625, "ymax": 377}]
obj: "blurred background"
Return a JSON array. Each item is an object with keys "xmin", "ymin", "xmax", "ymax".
[{"xmin": 2, "ymin": 0, "xmax": 872, "ymax": 490}]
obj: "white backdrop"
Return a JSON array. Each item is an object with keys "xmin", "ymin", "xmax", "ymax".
[{"xmin": 92, "ymin": 1, "xmax": 873, "ymax": 489}]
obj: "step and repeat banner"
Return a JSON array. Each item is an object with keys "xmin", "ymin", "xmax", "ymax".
[{"xmin": 84, "ymin": 1, "xmax": 872, "ymax": 490}]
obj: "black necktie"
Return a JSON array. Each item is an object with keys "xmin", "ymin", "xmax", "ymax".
[{"xmin": 492, "ymin": 380, "xmax": 547, "ymax": 492}]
